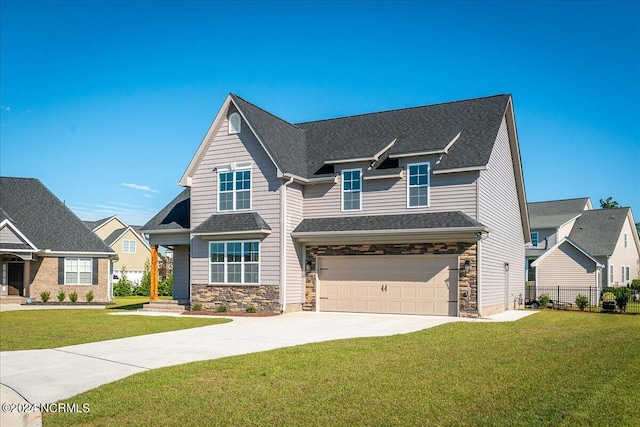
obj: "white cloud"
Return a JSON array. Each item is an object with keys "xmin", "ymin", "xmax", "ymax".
[
  {"xmin": 0, "ymin": 105, "xmax": 10, "ymax": 111},
  {"xmin": 121, "ymin": 182, "xmax": 160, "ymax": 193}
]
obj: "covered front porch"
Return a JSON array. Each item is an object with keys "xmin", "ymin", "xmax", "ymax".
[{"xmin": 0, "ymin": 252, "xmax": 35, "ymax": 299}]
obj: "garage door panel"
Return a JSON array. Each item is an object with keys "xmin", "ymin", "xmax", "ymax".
[{"xmin": 318, "ymin": 255, "xmax": 458, "ymax": 316}]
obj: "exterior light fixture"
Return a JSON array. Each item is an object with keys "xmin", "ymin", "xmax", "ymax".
[
  {"xmin": 504, "ymin": 262, "xmax": 510, "ymax": 272},
  {"xmin": 461, "ymin": 260, "xmax": 471, "ymax": 277}
]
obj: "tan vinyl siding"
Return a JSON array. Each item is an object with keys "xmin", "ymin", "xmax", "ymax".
[
  {"xmin": 93, "ymin": 217, "xmax": 127, "ymax": 240},
  {"xmin": 0, "ymin": 226, "xmax": 26, "ymax": 245},
  {"xmin": 607, "ymin": 216, "xmax": 640, "ymax": 285},
  {"xmin": 286, "ymin": 183, "xmax": 304, "ymax": 304},
  {"xmin": 172, "ymin": 245, "xmax": 190, "ymax": 300},
  {"xmin": 536, "ymin": 242, "xmax": 598, "ymax": 288},
  {"xmin": 112, "ymin": 229, "xmax": 150, "ymax": 273},
  {"xmin": 303, "ymin": 159, "xmax": 479, "ymax": 219},
  {"xmin": 190, "ymin": 107, "xmax": 281, "ymax": 286},
  {"xmin": 478, "ymin": 116, "xmax": 525, "ymax": 312}
]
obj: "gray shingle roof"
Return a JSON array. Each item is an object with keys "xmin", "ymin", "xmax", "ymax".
[
  {"xmin": 231, "ymin": 94, "xmax": 512, "ymax": 179},
  {"xmin": 192, "ymin": 212, "xmax": 271, "ymax": 234},
  {"xmin": 293, "ymin": 211, "xmax": 485, "ymax": 233},
  {"xmin": 104, "ymin": 227, "xmax": 126, "ymax": 246},
  {"xmin": 0, "ymin": 177, "xmax": 114, "ymax": 253},
  {"xmin": 569, "ymin": 208, "xmax": 630, "ymax": 256},
  {"xmin": 527, "ymin": 197, "xmax": 590, "ymax": 229},
  {"xmin": 141, "ymin": 188, "xmax": 190, "ymax": 232},
  {"xmin": 82, "ymin": 217, "xmax": 112, "ymax": 231}
]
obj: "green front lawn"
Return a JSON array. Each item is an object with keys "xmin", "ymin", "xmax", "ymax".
[
  {"xmin": 47, "ymin": 311, "xmax": 640, "ymax": 426},
  {"xmin": 0, "ymin": 297, "xmax": 230, "ymax": 351}
]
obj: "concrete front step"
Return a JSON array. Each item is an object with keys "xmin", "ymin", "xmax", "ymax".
[
  {"xmin": 141, "ymin": 300, "xmax": 188, "ymax": 313},
  {"xmin": 0, "ymin": 296, "xmax": 27, "ymax": 304}
]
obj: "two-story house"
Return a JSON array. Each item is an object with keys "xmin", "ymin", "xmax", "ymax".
[
  {"xmin": 83, "ymin": 216, "xmax": 151, "ymax": 285},
  {"xmin": 527, "ymin": 197, "xmax": 640, "ymax": 292},
  {"xmin": 142, "ymin": 93, "xmax": 530, "ymax": 317},
  {"xmin": 1, "ymin": 177, "xmax": 114, "ymax": 302}
]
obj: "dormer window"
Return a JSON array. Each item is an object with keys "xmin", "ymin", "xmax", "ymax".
[
  {"xmin": 229, "ymin": 112, "xmax": 241, "ymax": 134},
  {"xmin": 407, "ymin": 162, "xmax": 430, "ymax": 208}
]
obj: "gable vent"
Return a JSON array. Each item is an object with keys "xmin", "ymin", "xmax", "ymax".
[{"xmin": 229, "ymin": 112, "xmax": 241, "ymax": 134}]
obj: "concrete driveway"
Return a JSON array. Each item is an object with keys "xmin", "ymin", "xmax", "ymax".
[{"xmin": 0, "ymin": 309, "xmax": 535, "ymax": 425}]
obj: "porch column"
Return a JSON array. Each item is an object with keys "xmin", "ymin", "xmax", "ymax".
[
  {"xmin": 151, "ymin": 245, "xmax": 159, "ymax": 301},
  {"xmin": 23, "ymin": 261, "xmax": 31, "ymax": 298}
]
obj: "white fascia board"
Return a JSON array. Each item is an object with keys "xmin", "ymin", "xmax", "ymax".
[
  {"xmin": 557, "ymin": 214, "xmax": 582, "ymax": 230},
  {"xmin": 143, "ymin": 229, "xmax": 191, "ymax": 235},
  {"xmin": 191, "ymin": 229, "xmax": 272, "ymax": 237},
  {"xmin": 373, "ymin": 138, "xmax": 398, "ymax": 160},
  {"xmin": 116, "ymin": 227, "xmax": 152, "ymax": 251},
  {"xmin": 282, "ymin": 173, "xmax": 337, "ymax": 185},
  {"xmin": 626, "ymin": 210, "xmax": 640, "ymax": 254},
  {"xmin": 292, "ymin": 226, "xmax": 487, "ymax": 238},
  {"xmin": 531, "ymin": 237, "xmax": 603, "ymax": 268},
  {"xmin": 324, "ymin": 156, "xmax": 375, "ymax": 165},
  {"xmin": 0, "ymin": 219, "xmax": 38, "ymax": 251},
  {"xmin": 388, "ymin": 133, "xmax": 460, "ymax": 159},
  {"xmin": 433, "ymin": 166, "xmax": 487, "ymax": 175},
  {"xmin": 93, "ymin": 216, "xmax": 124, "ymax": 233},
  {"xmin": 39, "ymin": 250, "xmax": 114, "ymax": 257}
]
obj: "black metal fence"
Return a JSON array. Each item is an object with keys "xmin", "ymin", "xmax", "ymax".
[{"xmin": 525, "ymin": 284, "xmax": 640, "ymax": 314}]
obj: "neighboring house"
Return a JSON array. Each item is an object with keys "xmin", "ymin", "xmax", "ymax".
[
  {"xmin": 0, "ymin": 177, "xmax": 114, "ymax": 302},
  {"xmin": 83, "ymin": 216, "xmax": 151, "ymax": 285},
  {"xmin": 142, "ymin": 93, "xmax": 530, "ymax": 317},
  {"xmin": 527, "ymin": 198, "xmax": 640, "ymax": 293}
]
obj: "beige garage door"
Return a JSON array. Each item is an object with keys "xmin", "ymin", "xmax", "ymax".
[{"xmin": 318, "ymin": 255, "xmax": 458, "ymax": 316}]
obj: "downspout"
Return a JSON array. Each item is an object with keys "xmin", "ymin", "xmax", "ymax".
[{"xmin": 280, "ymin": 176, "xmax": 294, "ymax": 313}]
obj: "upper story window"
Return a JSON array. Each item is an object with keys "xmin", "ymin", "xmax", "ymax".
[
  {"xmin": 407, "ymin": 162, "xmax": 430, "ymax": 208},
  {"xmin": 219, "ymin": 168, "xmax": 251, "ymax": 211},
  {"xmin": 123, "ymin": 240, "xmax": 136, "ymax": 253},
  {"xmin": 65, "ymin": 258, "xmax": 92, "ymax": 285},
  {"xmin": 342, "ymin": 169, "xmax": 362, "ymax": 211},
  {"xmin": 624, "ymin": 233, "xmax": 628, "ymax": 248},
  {"xmin": 229, "ymin": 112, "xmax": 241, "ymax": 134},
  {"xmin": 531, "ymin": 232, "xmax": 539, "ymax": 247},
  {"xmin": 609, "ymin": 265, "xmax": 614, "ymax": 283}
]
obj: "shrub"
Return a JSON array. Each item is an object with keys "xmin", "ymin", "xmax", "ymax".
[
  {"xmin": 136, "ymin": 259, "xmax": 151, "ymax": 296},
  {"xmin": 601, "ymin": 291, "xmax": 616, "ymax": 302},
  {"xmin": 191, "ymin": 303, "xmax": 203, "ymax": 311},
  {"xmin": 631, "ymin": 278, "xmax": 640, "ymax": 291},
  {"xmin": 538, "ymin": 294, "xmax": 550, "ymax": 308},
  {"xmin": 113, "ymin": 279, "xmax": 132, "ymax": 297},
  {"xmin": 39, "ymin": 291, "xmax": 51, "ymax": 303},
  {"xmin": 216, "ymin": 304, "xmax": 228, "ymax": 313},
  {"xmin": 57, "ymin": 290, "xmax": 66, "ymax": 302},
  {"xmin": 159, "ymin": 274, "xmax": 173, "ymax": 296},
  {"xmin": 614, "ymin": 287, "xmax": 631, "ymax": 311},
  {"xmin": 85, "ymin": 291, "xmax": 94, "ymax": 303},
  {"xmin": 575, "ymin": 294, "xmax": 589, "ymax": 311},
  {"xmin": 245, "ymin": 305, "xmax": 257, "ymax": 313},
  {"xmin": 69, "ymin": 291, "xmax": 78, "ymax": 303}
]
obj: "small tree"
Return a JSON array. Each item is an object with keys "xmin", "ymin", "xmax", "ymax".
[
  {"xmin": 113, "ymin": 266, "xmax": 133, "ymax": 297},
  {"xmin": 159, "ymin": 274, "xmax": 173, "ymax": 296},
  {"xmin": 538, "ymin": 294, "xmax": 550, "ymax": 308},
  {"xmin": 135, "ymin": 258, "xmax": 151, "ymax": 296},
  {"xmin": 575, "ymin": 294, "xmax": 589, "ymax": 311},
  {"xmin": 599, "ymin": 197, "xmax": 620, "ymax": 209}
]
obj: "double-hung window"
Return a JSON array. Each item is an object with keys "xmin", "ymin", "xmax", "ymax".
[
  {"xmin": 219, "ymin": 168, "xmax": 251, "ymax": 211},
  {"xmin": 65, "ymin": 258, "xmax": 92, "ymax": 284},
  {"xmin": 210, "ymin": 241, "xmax": 259, "ymax": 284},
  {"xmin": 625, "ymin": 266, "xmax": 630, "ymax": 282},
  {"xmin": 624, "ymin": 233, "xmax": 628, "ymax": 248},
  {"xmin": 609, "ymin": 265, "xmax": 614, "ymax": 284},
  {"xmin": 531, "ymin": 232, "xmax": 539, "ymax": 247},
  {"xmin": 123, "ymin": 240, "xmax": 136, "ymax": 253},
  {"xmin": 342, "ymin": 169, "xmax": 361, "ymax": 211},
  {"xmin": 407, "ymin": 162, "xmax": 430, "ymax": 208}
]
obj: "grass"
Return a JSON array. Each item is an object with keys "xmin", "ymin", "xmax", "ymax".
[
  {"xmin": 46, "ymin": 311, "xmax": 640, "ymax": 426},
  {"xmin": 0, "ymin": 296, "xmax": 230, "ymax": 351}
]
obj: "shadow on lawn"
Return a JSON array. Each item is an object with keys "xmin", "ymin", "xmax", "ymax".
[{"xmin": 108, "ymin": 302, "xmax": 145, "ymax": 310}]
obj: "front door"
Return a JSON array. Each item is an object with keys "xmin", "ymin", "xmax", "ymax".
[{"xmin": 8, "ymin": 263, "xmax": 24, "ymax": 296}]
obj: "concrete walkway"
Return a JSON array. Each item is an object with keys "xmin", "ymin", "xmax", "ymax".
[{"xmin": 0, "ymin": 310, "xmax": 536, "ymax": 426}]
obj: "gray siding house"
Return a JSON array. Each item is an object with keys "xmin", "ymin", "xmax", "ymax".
[
  {"xmin": 142, "ymin": 94, "xmax": 530, "ymax": 317},
  {"xmin": 527, "ymin": 198, "xmax": 640, "ymax": 295}
]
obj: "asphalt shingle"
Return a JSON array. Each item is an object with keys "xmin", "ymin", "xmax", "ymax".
[
  {"xmin": 141, "ymin": 188, "xmax": 191, "ymax": 232},
  {"xmin": 569, "ymin": 208, "xmax": 630, "ymax": 256},
  {"xmin": 527, "ymin": 197, "xmax": 590, "ymax": 229},
  {"xmin": 192, "ymin": 212, "xmax": 271, "ymax": 234}
]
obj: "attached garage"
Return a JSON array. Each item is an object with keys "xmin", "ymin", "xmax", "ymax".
[{"xmin": 317, "ymin": 255, "xmax": 458, "ymax": 316}]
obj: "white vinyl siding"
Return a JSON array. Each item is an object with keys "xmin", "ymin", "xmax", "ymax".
[
  {"xmin": 209, "ymin": 241, "xmax": 259, "ymax": 284},
  {"xmin": 122, "ymin": 240, "xmax": 136, "ymax": 253},
  {"xmin": 341, "ymin": 169, "xmax": 362, "ymax": 211},
  {"xmin": 190, "ymin": 106, "xmax": 280, "ymax": 286},
  {"xmin": 478, "ymin": 116, "xmax": 525, "ymax": 311},
  {"xmin": 286, "ymin": 183, "xmax": 304, "ymax": 305},
  {"xmin": 624, "ymin": 233, "xmax": 628, "ymax": 248},
  {"xmin": 407, "ymin": 162, "xmax": 430, "ymax": 208},
  {"xmin": 65, "ymin": 258, "xmax": 92, "ymax": 285}
]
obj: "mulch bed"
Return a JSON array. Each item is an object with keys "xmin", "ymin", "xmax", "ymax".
[{"xmin": 182, "ymin": 310, "xmax": 279, "ymax": 317}]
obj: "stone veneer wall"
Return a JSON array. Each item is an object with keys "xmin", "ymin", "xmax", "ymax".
[
  {"xmin": 29, "ymin": 257, "xmax": 110, "ymax": 302},
  {"xmin": 191, "ymin": 284, "xmax": 280, "ymax": 312},
  {"xmin": 304, "ymin": 243, "xmax": 478, "ymax": 318}
]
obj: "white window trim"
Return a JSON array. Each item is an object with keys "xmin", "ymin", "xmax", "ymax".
[
  {"xmin": 624, "ymin": 233, "xmax": 628, "ymax": 248},
  {"xmin": 531, "ymin": 232, "xmax": 539, "ymax": 247},
  {"xmin": 609, "ymin": 264, "xmax": 614, "ymax": 284},
  {"xmin": 406, "ymin": 162, "xmax": 431, "ymax": 208},
  {"xmin": 122, "ymin": 239, "xmax": 136, "ymax": 253},
  {"xmin": 228, "ymin": 112, "xmax": 241, "ymax": 134},
  {"xmin": 209, "ymin": 241, "xmax": 260, "ymax": 284},
  {"xmin": 65, "ymin": 257, "xmax": 92, "ymax": 285},
  {"xmin": 217, "ymin": 167, "xmax": 252, "ymax": 212},
  {"xmin": 625, "ymin": 266, "xmax": 630, "ymax": 282},
  {"xmin": 341, "ymin": 168, "xmax": 362, "ymax": 212}
]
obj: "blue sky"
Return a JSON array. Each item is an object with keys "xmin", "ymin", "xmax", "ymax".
[{"xmin": 1, "ymin": 1, "xmax": 638, "ymax": 225}]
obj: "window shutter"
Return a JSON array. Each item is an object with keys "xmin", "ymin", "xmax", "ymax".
[
  {"xmin": 92, "ymin": 258, "xmax": 99, "ymax": 285},
  {"xmin": 58, "ymin": 258, "xmax": 64, "ymax": 284}
]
